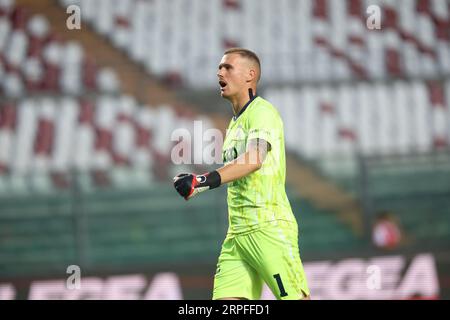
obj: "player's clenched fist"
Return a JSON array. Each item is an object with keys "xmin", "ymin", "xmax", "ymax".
[{"xmin": 173, "ymin": 171, "xmax": 221, "ymax": 200}]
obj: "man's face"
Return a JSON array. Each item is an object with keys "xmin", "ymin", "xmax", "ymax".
[{"xmin": 217, "ymin": 54, "xmax": 249, "ymax": 99}]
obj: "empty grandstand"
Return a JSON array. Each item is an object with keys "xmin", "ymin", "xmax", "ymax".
[{"xmin": 0, "ymin": 0, "xmax": 449, "ymax": 300}]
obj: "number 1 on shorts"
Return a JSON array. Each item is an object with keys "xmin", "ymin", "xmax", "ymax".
[{"xmin": 273, "ymin": 273, "xmax": 288, "ymax": 297}]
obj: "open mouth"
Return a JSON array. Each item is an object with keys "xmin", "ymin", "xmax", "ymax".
[{"xmin": 219, "ymin": 80, "xmax": 227, "ymax": 89}]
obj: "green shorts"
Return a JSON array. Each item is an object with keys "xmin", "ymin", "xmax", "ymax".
[{"xmin": 212, "ymin": 220, "xmax": 310, "ymax": 300}]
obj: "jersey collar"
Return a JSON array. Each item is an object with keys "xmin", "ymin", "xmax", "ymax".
[{"xmin": 233, "ymin": 94, "xmax": 258, "ymax": 121}]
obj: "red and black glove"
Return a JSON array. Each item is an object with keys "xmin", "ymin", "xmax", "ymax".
[{"xmin": 173, "ymin": 171, "xmax": 221, "ymax": 200}]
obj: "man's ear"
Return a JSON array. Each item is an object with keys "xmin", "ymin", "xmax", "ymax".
[{"xmin": 247, "ymin": 69, "xmax": 256, "ymax": 83}]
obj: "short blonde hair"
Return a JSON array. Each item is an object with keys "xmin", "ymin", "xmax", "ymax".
[{"xmin": 224, "ymin": 48, "xmax": 261, "ymax": 82}]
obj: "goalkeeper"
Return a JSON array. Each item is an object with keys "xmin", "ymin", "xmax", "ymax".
[{"xmin": 173, "ymin": 48, "xmax": 310, "ymax": 300}]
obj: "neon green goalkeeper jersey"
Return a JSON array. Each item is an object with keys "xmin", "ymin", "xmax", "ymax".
[{"xmin": 222, "ymin": 95, "xmax": 297, "ymax": 236}]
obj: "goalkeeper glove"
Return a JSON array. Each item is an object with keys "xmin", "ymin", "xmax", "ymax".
[{"xmin": 173, "ymin": 170, "xmax": 221, "ymax": 200}]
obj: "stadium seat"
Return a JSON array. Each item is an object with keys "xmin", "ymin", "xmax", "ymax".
[
  {"xmin": 51, "ymin": 97, "xmax": 79, "ymax": 173},
  {"xmin": 1, "ymin": 0, "xmax": 449, "ymax": 284},
  {"xmin": 319, "ymin": 86, "xmax": 339, "ymax": 156},
  {"xmin": 66, "ymin": 0, "xmax": 449, "ymax": 86},
  {"xmin": 336, "ymin": 86, "xmax": 356, "ymax": 155},
  {"xmin": 4, "ymin": 30, "xmax": 27, "ymax": 70},
  {"xmin": 0, "ymin": 102, "xmax": 15, "ymax": 175},
  {"xmin": 12, "ymin": 99, "xmax": 37, "ymax": 175},
  {"xmin": 0, "ymin": 17, "xmax": 11, "ymax": 53},
  {"xmin": 393, "ymin": 82, "xmax": 412, "ymax": 154},
  {"xmin": 429, "ymin": 81, "xmax": 449, "ymax": 148},
  {"xmin": 356, "ymin": 83, "xmax": 377, "ymax": 155},
  {"xmin": 265, "ymin": 79, "xmax": 449, "ymax": 158},
  {"xmin": 412, "ymin": 81, "xmax": 433, "ymax": 153},
  {"xmin": 2, "ymin": 72, "xmax": 24, "ymax": 98},
  {"xmin": 300, "ymin": 87, "xmax": 320, "ymax": 158}
]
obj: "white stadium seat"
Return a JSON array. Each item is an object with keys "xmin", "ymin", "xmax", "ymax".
[
  {"xmin": 63, "ymin": 0, "xmax": 450, "ymax": 86},
  {"xmin": 12, "ymin": 99, "xmax": 38, "ymax": 175},
  {"xmin": 319, "ymin": 86, "xmax": 338, "ymax": 156},
  {"xmin": 393, "ymin": 82, "xmax": 412, "ymax": 154},
  {"xmin": 27, "ymin": 14, "xmax": 49, "ymax": 39},
  {"xmin": 113, "ymin": 95, "xmax": 137, "ymax": 164},
  {"xmin": 5, "ymin": 30, "xmax": 28, "ymax": 68},
  {"xmin": 299, "ymin": 87, "xmax": 320, "ymax": 158},
  {"xmin": 73, "ymin": 100, "xmax": 95, "ymax": 172},
  {"xmin": 153, "ymin": 106, "xmax": 177, "ymax": 156},
  {"xmin": 356, "ymin": 84, "xmax": 377, "ymax": 156},
  {"xmin": 51, "ymin": 97, "xmax": 79, "ymax": 172},
  {"xmin": 265, "ymin": 78, "xmax": 450, "ymax": 158},
  {"xmin": 2, "ymin": 72, "xmax": 24, "ymax": 98},
  {"xmin": 0, "ymin": 103, "xmax": 16, "ymax": 173},
  {"xmin": 0, "ymin": 17, "xmax": 11, "ymax": 53},
  {"xmin": 1, "ymin": 0, "xmax": 450, "ymax": 192},
  {"xmin": 411, "ymin": 81, "xmax": 433, "ymax": 153},
  {"xmin": 96, "ymin": 67, "xmax": 120, "ymax": 93}
]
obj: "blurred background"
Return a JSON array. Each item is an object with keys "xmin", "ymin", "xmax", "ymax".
[{"xmin": 0, "ymin": 0, "xmax": 449, "ymax": 300}]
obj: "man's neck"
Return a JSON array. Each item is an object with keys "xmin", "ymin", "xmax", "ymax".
[{"xmin": 230, "ymin": 90, "xmax": 255, "ymax": 116}]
